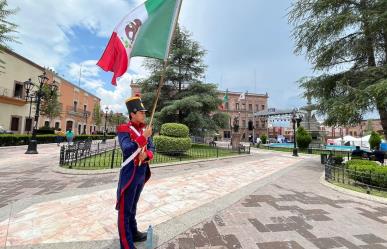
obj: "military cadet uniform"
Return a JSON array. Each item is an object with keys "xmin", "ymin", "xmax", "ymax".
[{"xmin": 116, "ymin": 96, "xmax": 154, "ymax": 249}]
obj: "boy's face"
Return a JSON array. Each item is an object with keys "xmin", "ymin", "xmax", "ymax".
[{"xmin": 131, "ymin": 111, "xmax": 146, "ymax": 124}]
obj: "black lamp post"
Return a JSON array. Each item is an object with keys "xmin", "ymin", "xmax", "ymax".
[
  {"xmin": 24, "ymin": 72, "xmax": 58, "ymax": 154},
  {"xmin": 291, "ymin": 109, "xmax": 303, "ymax": 157},
  {"xmin": 101, "ymin": 106, "xmax": 109, "ymax": 144}
]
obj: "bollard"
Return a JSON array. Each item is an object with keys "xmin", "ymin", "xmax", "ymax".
[{"xmin": 146, "ymin": 225, "xmax": 153, "ymax": 249}]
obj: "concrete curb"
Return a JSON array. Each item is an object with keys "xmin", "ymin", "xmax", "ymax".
[
  {"xmin": 52, "ymin": 154, "xmax": 251, "ymax": 175},
  {"xmin": 319, "ymin": 173, "xmax": 387, "ymax": 204}
]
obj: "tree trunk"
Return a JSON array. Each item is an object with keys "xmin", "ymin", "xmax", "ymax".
[
  {"xmin": 376, "ymin": 103, "xmax": 387, "ymax": 139},
  {"xmin": 360, "ymin": 0, "xmax": 376, "ymax": 67}
]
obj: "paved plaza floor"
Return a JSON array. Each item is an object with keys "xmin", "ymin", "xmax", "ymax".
[{"xmin": 0, "ymin": 144, "xmax": 386, "ymax": 249}]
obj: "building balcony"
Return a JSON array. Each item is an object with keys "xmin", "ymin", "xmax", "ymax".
[
  {"xmin": 66, "ymin": 106, "xmax": 91, "ymax": 117},
  {"xmin": 0, "ymin": 86, "xmax": 27, "ymax": 106}
]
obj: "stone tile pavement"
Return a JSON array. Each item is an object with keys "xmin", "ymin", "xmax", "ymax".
[
  {"xmin": 0, "ymin": 152, "xmax": 300, "ymax": 248},
  {"xmin": 157, "ymin": 158, "xmax": 387, "ymax": 249}
]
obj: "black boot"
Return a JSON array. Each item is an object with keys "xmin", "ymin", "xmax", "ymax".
[{"xmin": 133, "ymin": 231, "xmax": 147, "ymax": 242}]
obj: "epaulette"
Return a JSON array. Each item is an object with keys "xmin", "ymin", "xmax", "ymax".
[{"xmin": 116, "ymin": 123, "xmax": 131, "ymax": 133}]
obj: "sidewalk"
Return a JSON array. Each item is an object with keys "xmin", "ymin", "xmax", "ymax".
[
  {"xmin": 0, "ymin": 151, "xmax": 301, "ymax": 248},
  {"xmin": 157, "ymin": 158, "xmax": 387, "ymax": 249}
]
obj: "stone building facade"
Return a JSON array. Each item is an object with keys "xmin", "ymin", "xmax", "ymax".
[{"xmin": 0, "ymin": 48, "xmax": 101, "ymax": 135}]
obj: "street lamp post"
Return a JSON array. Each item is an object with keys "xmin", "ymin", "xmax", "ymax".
[
  {"xmin": 291, "ymin": 109, "xmax": 303, "ymax": 157},
  {"xmin": 101, "ymin": 106, "xmax": 109, "ymax": 144},
  {"xmin": 24, "ymin": 72, "xmax": 58, "ymax": 154}
]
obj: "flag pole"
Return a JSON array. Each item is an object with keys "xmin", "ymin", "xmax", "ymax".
[{"xmin": 148, "ymin": 0, "xmax": 183, "ymax": 127}]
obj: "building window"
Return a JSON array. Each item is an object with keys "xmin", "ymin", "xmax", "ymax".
[
  {"xmin": 236, "ymin": 103, "xmax": 239, "ymax": 110},
  {"xmin": 354, "ymin": 131, "xmax": 357, "ymax": 136},
  {"xmin": 73, "ymin": 101, "xmax": 78, "ymax": 112},
  {"xmin": 55, "ymin": 122, "xmax": 60, "ymax": 129},
  {"xmin": 349, "ymin": 131, "xmax": 353, "ymax": 136},
  {"xmin": 66, "ymin": 121, "xmax": 73, "ymax": 131},
  {"xmin": 13, "ymin": 82, "xmax": 24, "ymax": 99},
  {"xmin": 83, "ymin": 104, "xmax": 87, "ymax": 112},
  {"xmin": 242, "ymin": 103, "xmax": 246, "ymax": 110},
  {"xmin": 25, "ymin": 118, "xmax": 32, "ymax": 132},
  {"xmin": 44, "ymin": 121, "xmax": 50, "ymax": 127},
  {"xmin": 10, "ymin": 116, "xmax": 20, "ymax": 131},
  {"xmin": 224, "ymin": 131, "xmax": 231, "ymax": 139},
  {"xmin": 242, "ymin": 119, "xmax": 246, "ymax": 128},
  {"xmin": 249, "ymin": 104, "xmax": 252, "ymax": 111},
  {"xmin": 256, "ymin": 105, "xmax": 259, "ymax": 112},
  {"xmin": 78, "ymin": 124, "xmax": 81, "ymax": 134},
  {"xmin": 261, "ymin": 105, "xmax": 265, "ymax": 110}
]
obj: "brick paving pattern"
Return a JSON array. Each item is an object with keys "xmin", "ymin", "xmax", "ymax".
[{"xmin": 158, "ymin": 160, "xmax": 387, "ymax": 249}]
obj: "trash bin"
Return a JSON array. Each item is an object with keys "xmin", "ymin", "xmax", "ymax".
[{"xmin": 321, "ymin": 154, "xmax": 328, "ymax": 164}]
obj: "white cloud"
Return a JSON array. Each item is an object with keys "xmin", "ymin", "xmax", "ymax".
[
  {"xmin": 8, "ymin": 0, "xmax": 137, "ymax": 68},
  {"xmin": 68, "ymin": 60, "xmax": 147, "ymax": 114}
]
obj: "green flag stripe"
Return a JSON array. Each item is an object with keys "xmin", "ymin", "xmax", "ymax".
[{"xmin": 131, "ymin": 0, "xmax": 177, "ymax": 60}]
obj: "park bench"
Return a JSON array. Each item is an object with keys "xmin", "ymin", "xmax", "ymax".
[{"xmin": 209, "ymin": 141, "xmax": 217, "ymax": 147}]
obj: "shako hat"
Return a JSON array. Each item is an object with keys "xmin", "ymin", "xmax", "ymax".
[{"xmin": 125, "ymin": 94, "xmax": 147, "ymax": 114}]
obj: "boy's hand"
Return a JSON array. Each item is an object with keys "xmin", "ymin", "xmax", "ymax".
[{"xmin": 143, "ymin": 126, "xmax": 153, "ymax": 138}]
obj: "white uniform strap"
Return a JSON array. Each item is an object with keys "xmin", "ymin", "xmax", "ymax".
[
  {"xmin": 120, "ymin": 125, "xmax": 144, "ymax": 168},
  {"xmin": 121, "ymin": 147, "xmax": 141, "ymax": 167}
]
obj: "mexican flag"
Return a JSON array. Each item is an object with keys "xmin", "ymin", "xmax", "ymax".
[{"xmin": 97, "ymin": 0, "xmax": 182, "ymax": 85}]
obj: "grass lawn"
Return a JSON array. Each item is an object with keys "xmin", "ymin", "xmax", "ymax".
[
  {"xmin": 331, "ymin": 181, "xmax": 387, "ymax": 198},
  {"xmin": 62, "ymin": 144, "xmax": 241, "ymax": 170},
  {"xmin": 327, "ymin": 167, "xmax": 387, "ymax": 199}
]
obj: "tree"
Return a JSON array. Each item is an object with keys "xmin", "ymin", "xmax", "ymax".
[
  {"xmin": 40, "ymin": 85, "xmax": 61, "ymax": 123},
  {"xmin": 92, "ymin": 103, "xmax": 102, "ymax": 126},
  {"xmin": 140, "ymin": 27, "xmax": 227, "ymax": 136},
  {"xmin": 0, "ymin": 0, "xmax": 19, "ymax": 68},
  {"xmin": 289, "ymin": 0, "xmax": 387, "ymax": 139},
  {"xmin": 296, "ymin": 126, "xmax": 312, "ymax": 149},
  {"xmin": 369, "ymin": 131, "xmax": 382, "ymax": 149}
]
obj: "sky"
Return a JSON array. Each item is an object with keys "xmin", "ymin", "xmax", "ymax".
[{"xmin": 8, "ymin": 0, "xmax": 314, "ymax": 114}]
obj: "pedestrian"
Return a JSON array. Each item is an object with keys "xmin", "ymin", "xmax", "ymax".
[
  {"xmin": 65, "ymin": 128, "xmax": 74, "ymax": 144},
  {"xmin": 55, "ymin": 128, "xmax": 64, "ymax": 146},
  {"xmin": 372, "ymin": 145, "xmax": 385, "ymax": 165},
  {"xmin": 116, "ymin": 95, "xmax": 154, "ymax": 249}
]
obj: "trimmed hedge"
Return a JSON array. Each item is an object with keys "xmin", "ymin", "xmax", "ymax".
[
  {"xmin": 160, "ymin": 123, "xmax": 189, "ymax": 138},
  {"xmin": 296, "ymin": 126, "xmax": 312, "ymax": 149},
  {"xmin": 153, "ymin": 135, "xmax": 192, "ymax": 153},
  {"xmin": 346, "ymin": 159, "xmax": 387, "ymax": 188},
  {"xmin": 0, "ymin": 134, "xmax": 115, "ymax": 147}
]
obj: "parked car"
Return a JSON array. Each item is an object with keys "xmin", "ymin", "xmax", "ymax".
[{"xmin": 0, "ymin": 125, "xmax": 13, "ymax": 134}]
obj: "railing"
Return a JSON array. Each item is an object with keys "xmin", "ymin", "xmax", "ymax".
[
  {"xmin": 66, "ymin": 106, "xmax": 91, "ymax": 117},
  {"xmin": 59, "ymin": 142, "xmax": 250, "ymax": 169},
  {"xmin": 324, "ymin": 160, "xmax": 387, "ymax": 193}
]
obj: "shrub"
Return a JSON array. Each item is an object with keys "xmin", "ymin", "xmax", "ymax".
[
  {"xmin": 153, "ymin": 135, "xmax": 192, "ymax": 153},
  {"xmin": 160, "ymin": 123, "xmax": 189, "ymax": 138},
  {"xmin": 260, "ymin": 134, "xmax": 267, "ymax": 144},
  {"xmin": 296, "ymin": 126, "xmax": 312, "ymax": 149},
  {"xmin": 0, "ymin": 134, "xmax": 115, "ymax": 146},
  {"xmin": 154, "ymin": 123, "xmax": 191, "ymax": 154},
  {"xmin": 346, "ymin": 159, "xmax": 387, "ymax": 188},
  {"xmin": 369, "ymin": 131, "xmax": 382, "ymax": 150}
]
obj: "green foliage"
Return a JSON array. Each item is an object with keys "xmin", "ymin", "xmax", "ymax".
[
  {"xmin": 0, "ymin": 0, "xmax": 19, "ymax": 69},
  {"xmin": 139, "ymin": 27, "xmax": 225, "ymax": 135},
  {"xmin": 212, "ymin": 112, "xmax": 230, "ymax": 129},
  {"xmin": 40, "ymin": 84, "xmax": 62, "ymax": 121},
  {"xmin": 155, "ymin": 123, "xmax": 191, "ymax": 154},
  {"xmin": 153, "ymin": 135, "xmax": 192, "ymax": 153},
  {"xmin": 289, "ymin": 0, "xmax": 387, "ymax": 139},
  {"xmin": 260, "ymin": 134, "xmax": 267, "ymax": 144},
  {"xmin": 296, "ymin": 126, "xmax": 312, "ymax": 149},
  {"xmin": 92, "ymin": 103, "xmax": 102, "ymax": 126},
  {"xmin": 369, "ymin": 131, "xmax": 382, "ymax": 149},
  {"xmin": 346, "ymin": 159, "xmax": 387, "ymax": 188},
  {"xmin": 0, "ymin": 134, "xmax": 114, "ymax": 147},
  {"xmin": 160, "ymin": 123, "xmax": 189, "ymax": 138}
]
